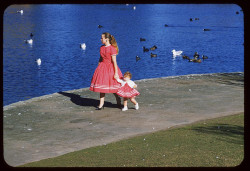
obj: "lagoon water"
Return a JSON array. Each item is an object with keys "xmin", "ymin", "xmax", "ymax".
[{"xmin": 3, "ymin": 4, "xmax": 244, "ymax": 106}]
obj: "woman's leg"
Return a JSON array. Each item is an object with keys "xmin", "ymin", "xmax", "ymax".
[
  {"xmin": 99, "ymin": 93, "xmax": 105, "ymax": 108},
  {"xmin": 113, "ymin": 93, "xmax": 121, "ymax": 106}
]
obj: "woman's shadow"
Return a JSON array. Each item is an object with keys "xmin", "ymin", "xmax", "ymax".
[{"xmin": 58, "ymin": 91, "xmax": 117, "ymax": 108}]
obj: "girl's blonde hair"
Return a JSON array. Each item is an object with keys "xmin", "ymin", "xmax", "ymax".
[
  {"xmin": 124, "ymin": 71, "xmax": 132, "ymax": 79},
  {"xmin": 103, "ymin": 32, "xmax": 119, "ymax": 54}
]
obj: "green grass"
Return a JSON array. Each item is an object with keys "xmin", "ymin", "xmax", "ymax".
[{"xmin": 20, "ymin": 113, "xmax": 244, "ymax": 167}]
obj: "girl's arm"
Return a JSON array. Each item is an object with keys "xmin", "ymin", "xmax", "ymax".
[{"xmin": 111, "ymin": 55, "xmax": 119, "ymax": 79}]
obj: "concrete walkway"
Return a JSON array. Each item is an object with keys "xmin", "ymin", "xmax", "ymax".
[{"xmin": 3, "ymin": 72, "xmax": 244, "ymax": 166}]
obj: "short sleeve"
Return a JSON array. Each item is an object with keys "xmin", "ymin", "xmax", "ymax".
[{"xmin": 110, "ymin": 46, "xmax": 117, "ymax": 56}]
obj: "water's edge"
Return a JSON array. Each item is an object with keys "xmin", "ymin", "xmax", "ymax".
[{"xmin": 3, "ymin": 72, "xmax": 243, "ymax": 111}]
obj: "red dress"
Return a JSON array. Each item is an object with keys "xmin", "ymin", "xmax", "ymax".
[
  {"xmin": 89, "ymin": 45, "xmax": 123, "ymax": 93},
  {"xmin": 116, "ymin": 83, "xmax": 140, "ymax": 98}
]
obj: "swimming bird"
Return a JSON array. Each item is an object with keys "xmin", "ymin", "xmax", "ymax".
[
  {"xmin": 17, "ymin": 10, "xmax": 23, "ymax": 14},
  {"xmin": 203, "ymin": 29, "xmax": 211, "ymax": 31},
  {"xmin": 195, "ymin": 18, "xmax": 199, "ymax": 20},
  {"xmin": 98, "ymin": 25, "xmax": 103, "ymax": 28},
  {"xmin": 164, "ymin": 24, "xmax": 169, "ymax": 27},
  {"xmin": 236, "ymin": 11, "xmax": 239, "ymax": 14},
  {"xmin": 202, "ymin": 55, "xmax": 208, "ymax": 59},
  {"xmin": 140, "ymin": 38, "xmax": 146, "ymax": 41},
  {"xmin": 30, "ymin": 33, "xmax": 33, "ymax": 38},
  {"xmin": 143, "ymin": 46, "xmax": 149, "ymax": 52},
  {"xmin": 36, "ymin": 58, "xmax": 41, "ymax": 66},
  {"xmin": 133, "ymin": 6, "xmax": 136, "ymax": 10},
  {"xmin": 189, "ymin": 58, "xmax": 201, "ymax": 63},
  {"xmin": 194, "ymin": 52, "xmax": 199, "ymax": 58},
  {"xmin": 24, "ymin": 39, "xmax": 33, "ymax": 45},
  {"xmin": 182, "ymin": 55, "xmax": 190, "ymax": 60},
  {"xmin": 151, "ymin": 53, "xmax": 157, "ymax": 58},
  {"xmin": 190, "ymin": 18, "xmax": 193, "ymax": 21},
  {"xmin": 172, "ymin": 49, "xmax": 183, "ymax": 56},
  {"xmin": 150, "ymin": 45, "xmax": 157, "ymax": 51},
  {"xmin": 136, "ymin": 56, "xmax": 141, "ymax": 61},
  {"xmin": 80, "ymin": 43, "xmax": 86, "ymax": 50}
]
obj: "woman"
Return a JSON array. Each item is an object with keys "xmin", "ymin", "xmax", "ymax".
[{"xmin": 89, "ymin": 32, "xmax": 123, "ymax": 110}]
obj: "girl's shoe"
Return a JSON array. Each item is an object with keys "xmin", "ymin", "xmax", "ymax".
[
  {"xmin": 122, "ymin": 106, "xmax": 128, "ymax": 111},
  {"xmin": 135, "ymin": 103, "xmax": 139, "ymax": 110}
]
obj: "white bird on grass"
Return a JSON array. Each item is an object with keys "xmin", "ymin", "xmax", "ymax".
[
  {"xmin": 36, "ymin": 58, "xmax": 41, "ymax": 66},
  {"xmin": 80, "ymin": 43, "xmax": 86, "ymax": 50},
  {"xmin": 172, "ymin": 49, "xmax": 183, "ymax": 56}
]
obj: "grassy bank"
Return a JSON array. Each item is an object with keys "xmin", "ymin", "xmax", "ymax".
[{"xmin": 20, "ymin": 113, "xmax": 244, "ymax": 167}]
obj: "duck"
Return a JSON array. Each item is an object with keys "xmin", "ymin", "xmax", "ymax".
[
  {"xmin": 136, "ymin": 56, "xmax": 141, "ymax": 61},
  {"xmin": 140, "ymin": 38, "xmax": 146, "ymax": 41},
  {"xmin": 98, "ymin": 25, "xmax": 103, "ymax": 28},
  {"xmin": 202, "ymin": 55, "xmax": 208, "ymax": 59},
  {"xmin": 24, "ymin": 39, "xmax": 33, "ymax": 45},
  {"xmin": 17, "ymin": 10, "xmax": 23, "ymax": 14},
  {"xmin": 30, "ymin": 33, "xmax": 33, "ymax": 38},
  {"xmin": 194, "ymin": 52, "xmax": 199, "ymax": 58},
  {"xmin": 190, "ymin": 18, "xmax": 193, "ymax": 21},
  {"xmin": 133, "ymin": 6, "xmax": 136, "ymax": 10},
  {"xmin": 80, "ymin": 43, "xmax": 86, "ymax": 50},
  {"xmin": 172, "ymin": 49, "xmax": 183, "ymax": 56},
  {"xmin": 150, "ymin": 53, "xmax": 157, "ymax": 58},
  {"xmin": 182, "ymin": 55, "xmax": 190, "ymax": 60},
  {"xmin": 164, "ymin": 24, "xmax": 169, "ymax": 27},
  {"xmin": 195, "ymin": 18, "xmax": 199, "ymax": 20},
  {"xmin": 236, "ymin": 11, "xmax": 239, "ymax": 14},
  {"xmin": 36, "ymin": 58, "xmax": 41, "ymax": 66},
  {"xmin": 143, "ymin": 46, "xmax": 149, "ymax": 52},
  {"xmin": 189, "ymin": 58, "xmax": 201, "ymax": 63},
  {"xmin": 203, "ymin": 28, "xmax": 211, "ymax": 31},
  {"xmin": 150, "ymin": 45, "xmax": 157, "ymax": 51}
]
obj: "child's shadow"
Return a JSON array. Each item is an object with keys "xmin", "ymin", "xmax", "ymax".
[{"xmin": 58, "ymin": 91, "xmax": 117, "ymax": 108}]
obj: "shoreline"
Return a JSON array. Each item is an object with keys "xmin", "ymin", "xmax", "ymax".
[{"xmin": 3, "ymin": 72, "xmax": 244, "ymax": 111}]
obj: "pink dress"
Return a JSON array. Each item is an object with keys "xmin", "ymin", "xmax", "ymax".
[
  {"xmin": 89, "ymin": 45, "xmax": 123, "ymax": 93},
  {"xmin": 116, "ymin": 79, "xmax": 140, "ymax": 98}
]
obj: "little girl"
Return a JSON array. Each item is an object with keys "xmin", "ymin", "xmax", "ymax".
[{"xmin": 116, "ymin": 71, "xmax": 140, "ymax": 111}]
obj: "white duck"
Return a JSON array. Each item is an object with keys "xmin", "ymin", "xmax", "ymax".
[
  {"xmin": 80, "ymin": 43, "xmax": 86, "ymax": 50},
  {"xmin": 17, "ymin": 10, "xmax": 24, "ymax": 14},
  {"xmin": 24, "ymin": 39, "xmax": 33, "ymax": 45},
  {"xmin": 36, "ymin": 58, "xmax": 41, "ymax": 66},
  {"xmin": 133, "ymin": 6, "xmax": 136, "ymax": 10},
  {"xmin": 172, "ymin": 49, "xmax": 183, "ymax": 56}
]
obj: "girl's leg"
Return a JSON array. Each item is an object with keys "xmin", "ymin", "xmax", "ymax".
[
  {"xmin": 130, "ymin": 97, "xmax": 139, "ymax": 110},
  {"xmin": 99, "ymin": 93, "xmax": 105, "ymax": 108},
  {"xmin": 130, "ymin": 97, "xmax": 137, "ymax": 105},
  {"xmin": 122, "ymin": 98, "xmax": 128, "ymax": 111},
  {"xmin": 123, "ymin": 97, "xmax": 128, "ymax": 107}
]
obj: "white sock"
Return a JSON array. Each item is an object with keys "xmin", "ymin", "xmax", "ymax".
[
  {"xmin": 122, "ymin": 106, "xmax": 128, "ymax": 111},
  {"xmin": 135, "ymin": 103, "xmax": 139, "ymax": 110}
]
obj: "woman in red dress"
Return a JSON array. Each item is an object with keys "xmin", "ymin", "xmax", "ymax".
[{"xmin": 89, "ymin": 32, "xmax": 123, "ymax": 110}]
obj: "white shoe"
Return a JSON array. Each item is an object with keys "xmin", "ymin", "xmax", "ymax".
[
  {"xmin": 135, "ymin": 103, "xmax": 139, "ymax": 110},
  {"xmin": 122, "ymin": 106, "xmax": 128, "ymax": 111}
]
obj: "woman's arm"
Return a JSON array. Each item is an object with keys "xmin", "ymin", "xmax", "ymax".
[
  {"xmin": 98, "ymin": 56, "xmax": 103, "ymax": 65},
  {"xmin": 112, "ymin": 55, "xmax": 119, "ymax": 79}
]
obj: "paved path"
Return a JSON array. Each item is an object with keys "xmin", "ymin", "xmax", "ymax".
[{"xmin": 3, "ymin": 73, "xmax": 244, "ymax": 166}]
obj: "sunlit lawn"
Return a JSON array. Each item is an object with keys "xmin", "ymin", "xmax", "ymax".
[{"xmin": 20, "ymin": 113, "xmax": 244, "ymax": 167}]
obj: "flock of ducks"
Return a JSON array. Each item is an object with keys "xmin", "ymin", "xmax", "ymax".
[{"xmin": 182, "ymin": 52, "xmax": 208, "ymax": 63}]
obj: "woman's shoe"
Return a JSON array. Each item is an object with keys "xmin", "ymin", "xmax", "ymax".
[{"xmin": 96, "ymin": 106, "xmax": 104, "ymax": 110}]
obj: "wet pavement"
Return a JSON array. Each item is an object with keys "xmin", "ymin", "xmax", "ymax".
[{"xmin": 3, "ymin": 72, "xmax": 244, "ymax": 166}]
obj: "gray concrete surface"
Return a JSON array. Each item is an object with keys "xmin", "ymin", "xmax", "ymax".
[{"xmin": 3, "ymin": 72, "xmax": 244, "ymax": 166}]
